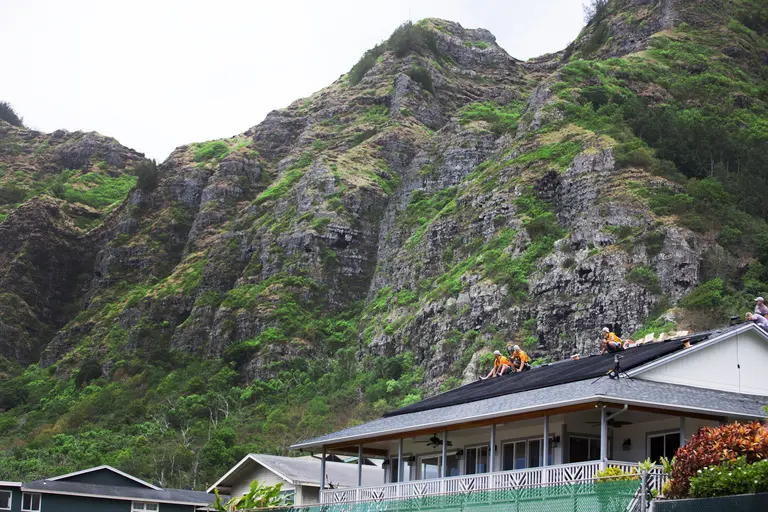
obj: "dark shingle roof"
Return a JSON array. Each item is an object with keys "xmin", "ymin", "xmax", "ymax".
[{"xmin": 22, "ymin": 479, "xmax": 218, "ymax": 506}]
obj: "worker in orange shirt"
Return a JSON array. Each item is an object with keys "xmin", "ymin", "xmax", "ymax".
[
  {"xmin": 600, "ymin": 327, "xmax": 624, "ymax": 354},
  {"xmin": 481, "ymin": 350, "xmax": 511, "ymax": 379},
  {"xmin": 508, "ymin": 345, "xmax": 531, "ymax": 372}
]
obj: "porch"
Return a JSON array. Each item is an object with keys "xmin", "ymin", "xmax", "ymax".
[{"xmin": 317, "ymin": 404, "xmax": 719, "ymax": 504}]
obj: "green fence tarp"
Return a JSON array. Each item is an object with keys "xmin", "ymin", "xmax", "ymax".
[{"xmin": 285, "ymin": 480, "xmax": 642, "ymax": 512}]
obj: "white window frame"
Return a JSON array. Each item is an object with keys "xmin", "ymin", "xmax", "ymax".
[
  {"xmin": 501, "ymin": 437, "xmax": 545, "ymax": 471},
  {"xmin": 21, "ymin": 492, "xmax": 41, "ymax": 512},
  {"xmin": 463, "ymin": 443, "xmax": 490, "ymax": 475},
  {"xmin": 131, "ymin": 502, "xmax": 159, "ymax": 512},
  {"xmin": 567, "ymin": 434, "xmax": 602, "ymax": 463},
  {"xmin": 417, "ymin": 451, "xmax": 460, "ymax": 480},
  {"xmin": 278, "ymin": 490, "xmax": 295, "ymax": 506},
  {"xmin": 0, "ymin": 490, "xmax": 11, "ymax": 511},
  {"xmin": 646, "ymin": 429, "xmax": 681, "ymax": 462}
]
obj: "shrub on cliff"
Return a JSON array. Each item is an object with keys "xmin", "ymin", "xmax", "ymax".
[{"xmin": 0, "ymin": 101, "xmax": 24, "ymax": 128}]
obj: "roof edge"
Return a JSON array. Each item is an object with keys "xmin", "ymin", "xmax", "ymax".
[
  {"xmin": 18, "ymin": 486, "xmax": 210, "ymax": 506},
  {"xmin": 46, "ymin": 465, "xmax": 162, "ymax": 491},
  {"xmin": 628, "ymin": 323, "xmax": 762, "ymax": 377},
  {"xmin": 0, "ymin": 481, "xmax": 22, "ymax": 487},
  {"xmin": 291, "ymin": 395, "xmax": 599, "ymax": 450}
]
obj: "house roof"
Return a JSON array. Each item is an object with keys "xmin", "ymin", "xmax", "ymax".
[
  {"xmin": 21, "ymin": 479, "xmax": 218, "ymax": 506},
  {"xmin": 291, "ymin": 324, "xmax": 767, "ymax": 450},
  {"xmin": 46, "ymin": 464, "xmax": 161, "ymax": 490},
  {"xmin": 207, "ymin": 454, "xmax": 384, "ymax": 493}
]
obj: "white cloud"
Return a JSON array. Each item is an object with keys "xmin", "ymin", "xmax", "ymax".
[{"xmin": 0, "ymin": 0, "xmax": 584, "ymax": 161}]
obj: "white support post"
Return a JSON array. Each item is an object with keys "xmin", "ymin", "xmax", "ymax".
[
  {"xmin": 680, "ymin": 417, "xmax": 686, "ymax": 446},
  {"xmin": 320, "ymin": 447, "xmax": 327, "ymax": 494},
  {"xmin": 489, "ymin": 424, "xmax": 496, "ymax": 473},
  {"xmin": 441, "ymin": 431, "xmax": 448, "ymax": 478},
  {"xmin": 600, "ymin": 406, "xmax": 608, "ymax": 470},
  {"xmin": 543, "ymin": 415, "xmax": 550, "ymax": 484},
  {"xmin": 357, "ymin": 445, "xmax": 363, "ymax": 487},
  {"xmin": 398, "ymin": 438, "xmax": 404, "ymax": 485}
]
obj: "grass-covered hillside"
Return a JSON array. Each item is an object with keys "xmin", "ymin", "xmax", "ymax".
[{"xmin": 0, "ymin": 0, "xmax": 767, "ymax": 490}]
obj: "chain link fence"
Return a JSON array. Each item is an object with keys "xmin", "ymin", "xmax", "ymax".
[
  {"xmin": 256, "ymin": 478, "xmax": 644, "ymax": 512},
  {"xmin": 653, "ymin": 492, "xmax": 768, "ymax": 512}
]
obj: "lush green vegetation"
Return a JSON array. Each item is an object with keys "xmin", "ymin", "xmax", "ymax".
[
  {"xmin": 64, "ymin": 172, "xmax": 138, "ymax": 209},
  {"xmin": 406, "ymin": 65, "xmax": 434, "ymax": 94},
  {"xmin": 457, "ymin": 101, "xmax": 526, "ymax": 135},
  {"xmin": 0, "ymin": 101, "xmax": 24, "ymax": 128},
  {"xmin": 194, "ymin": 141, "xmax": 230, "ymax": 163},
  {"xmin": 348, "ymin": 21, "xmax": 439, "ymax": 85}
]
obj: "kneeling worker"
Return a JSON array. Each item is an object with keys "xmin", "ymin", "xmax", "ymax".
[
  {"xmin": 600, "ymin": 327, "xmax": 624, "ymax": 355},
  {"xmin": 482, "ymin": 350, "xmax": 511, "ymax": 380},
  {"xmin": 508, "ymin": 345, "xmax": 531, "ymax": 372}
]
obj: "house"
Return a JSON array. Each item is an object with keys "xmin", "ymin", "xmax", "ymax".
[
  {"xmin": 291, "ymin": 323, "xmax": 768, "ymax": 505},
  {"xmin": 0, "ymin": 465, "xmax": 218, "ymax": 512},
  {"xmin": 207, "ymin": 454, "xmax": 384, "ymax": 506}
]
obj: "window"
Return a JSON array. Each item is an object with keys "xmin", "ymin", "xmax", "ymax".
[
  {"xmin": 0, "ymin": 490, "xmax": 11, "ymax": 511},
  {"xmin": 131, "ymin": 502, "xmax": 159, "ymax": 512},
  {"xmin": 278, "ymin": 490, "xmax": 295, "ymax": 506},
  {"xmin": 648, "ymin": 431, "xmax": 680, "ymax": 463},
  {"xmin": 390, "ymin": 456, "xmax": 413, "ymax": 483},
  {"xmin": 502, "ymin": 438, "xmax": 548, "ymax": 471},
  {"xmin": 569, "ymin": 435, "xmax": 601, "ymax": 463},
  {"xmin": 21, "ymin": 493, "xmax": 40, "ymax": 512},
  {"xmin": 418, "ymin": 453, "xmax": 459, "ymax": 479},
  {"xmin": 464, "ymin": 445, "xmax": 489, "ymax": 475}
]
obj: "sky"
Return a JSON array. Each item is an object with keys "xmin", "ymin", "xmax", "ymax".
[{"xmin": 1, "ymin": 0, "xmax": 585, "ymax": 161}]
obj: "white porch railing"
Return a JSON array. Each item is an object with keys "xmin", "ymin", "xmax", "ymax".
[
  {"xmin": 321, "ymin": 460, "xmax": 666, "ymax": 504},
  {"xmin": 321, "ymin": 461, "xmax": 666, "ymax": 503}
]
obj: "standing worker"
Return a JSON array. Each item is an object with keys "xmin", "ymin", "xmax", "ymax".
[
  {"xmin": 481, "ymin": 350, "xmax": 511, "ymax": 380},
  {"xmin": 508, "ymin": 345, "xmax": 531, "ymax": 372}
]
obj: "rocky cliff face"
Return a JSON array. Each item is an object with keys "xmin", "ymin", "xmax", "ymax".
[{"xmin": 1, "ymin": 0, "xmax": 767, "ymax": 479}]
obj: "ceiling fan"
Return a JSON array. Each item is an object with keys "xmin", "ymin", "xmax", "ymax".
[
  {"xmin": 588, "ymin": 419, "xmax": 633, "ymax": 428},
  {"xmin": 415, "ymin": 434, "xmax": 452, "ymax": 448}
]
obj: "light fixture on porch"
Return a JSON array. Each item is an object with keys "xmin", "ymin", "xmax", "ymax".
[
  {"xmin": 455, "ymin": 449, "xmax": 464, "ymax": 460},
  {"xmin": 551, "ymin": 436, "xmax": 560, "ymax": 448},
  {"xmin": 382, "ymin": 460, "xmax": 390, "ymax": 469},
  {"xmin": 622, "ymin": 438, "xmax": 631, "ymax": 451},
  {"xmin": 405, "ymin": 455, "xmax": 416, "ymax": 463}
]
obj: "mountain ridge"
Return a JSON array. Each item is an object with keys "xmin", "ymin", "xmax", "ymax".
[{"xmin": 0, "ymin": 0, "xmax": 767, "ymax": 488}]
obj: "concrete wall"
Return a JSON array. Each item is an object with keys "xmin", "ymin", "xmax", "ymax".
[{"xmin": 640, "ymin": 329, "xmax": 768, "ymax": 395}]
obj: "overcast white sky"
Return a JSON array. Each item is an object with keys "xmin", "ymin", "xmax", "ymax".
[{"xmin": 1, "ymin": 0, "xmax": 584, "ymax": 161}]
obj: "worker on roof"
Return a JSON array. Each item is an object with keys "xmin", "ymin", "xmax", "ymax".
[
  {"xmin": 746, "ymin": 312, "xmax": 768, "ymax": 333},
  {"xmin": 755, "ymin": 297, "xmax": 768, "ymax": 317},
  {"xmin": 481, "ymin": 350, "xmax": 511, "ymax": 380},
  {"xmin": 508, "ymin": 345, "xmax": 531, "ymax": 372},
  {"xmin": 600, "ymin": 327, "xmax": 624, "ymax": 355}
]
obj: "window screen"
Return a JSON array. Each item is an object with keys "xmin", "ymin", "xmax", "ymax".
[{"xmin": 0, "ymin": 491, "xmax": 10, "ymax": 511}]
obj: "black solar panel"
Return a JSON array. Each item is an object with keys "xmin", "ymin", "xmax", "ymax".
[{"xmin": 384, "ymin": 331, "xmax": 717, "ymax": 417}]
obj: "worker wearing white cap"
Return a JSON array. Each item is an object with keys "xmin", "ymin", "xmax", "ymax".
[
  {"xmin": 755, "ymin": 297, "xmax": 768, "ymax": 317},
  {"xmin": 508, "ymin": 344, "xmax": 531, "ymax": 372},
  {"xmin": 481, "ymin": 350, "xmax": 511, "ymax": 380},
  {"xmin": 600, "ymin": 327, "xmax": 623, "ymax": 355}
]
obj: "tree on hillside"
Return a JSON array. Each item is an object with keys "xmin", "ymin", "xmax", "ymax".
[
  {"xmin": 0, "ymin": 101, "xmax": 25, "ymax": 128},
  {"xmin": 583, "ymin": 0, "xmax": 610, "ymax": 24}
]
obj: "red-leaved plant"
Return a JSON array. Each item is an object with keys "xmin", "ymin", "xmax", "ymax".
[{"xmin": 668, "ymin": 421, "xmax": 768, "ymax": 498}]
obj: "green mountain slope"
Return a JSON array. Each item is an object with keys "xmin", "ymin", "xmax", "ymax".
[{"xmin": 0, "ymin": 0, "xmax": 767, "ymax": 489}]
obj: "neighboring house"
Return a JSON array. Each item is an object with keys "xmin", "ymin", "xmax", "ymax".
[
  {"xmin": 207, "ymin": 454, "xmax": 383, "ymax": 506},
  {"xmin": 291, "ymin": 323, "xmax": 768, "ymax": 505},
  {"xmin": 0, "ymin": 465, "xmax": 218, "ymax": 512}
]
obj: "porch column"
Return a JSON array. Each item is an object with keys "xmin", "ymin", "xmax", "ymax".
[
  {"xmin": 680, "ymin": 417, "xmax": 686, "ymax": 446},
  {"xmin": 398, "ymin": 438, "xmax": 404, "ymax": 483},
  {"xmin": 441, "ymin": 431, "xmax": 448, "ymax": 478},
  {"xmin": 543, "ymin": 415, "xmax": 550, "ymax": 484},
  {"xmin": 320, "ymin": 446, "xmax": 327, "ymax": 492},
  {"xmin": 600, "ymin": 406, "xmax": 608, "ymax": 470},
  {"xmin": 543, "ymin": 415, "xmax": 550, "ymax": 467},
  {"xmin": 489, "ymin": 423, "xmax": 496, "ymax": 473},
  {"xmin": 357, "ymin": 445, "xmax": 363, "ymax": 487}
]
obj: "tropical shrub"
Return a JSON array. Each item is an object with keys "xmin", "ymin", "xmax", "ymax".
[
  {"xmin": 0, "ymin": 101, "xmax": 24, "ymax": 127},
  {"xmin": 406, "ymin": 65, "xmax": 434, "ymax": 94},
  {"xmin": 667, "ymin": 421, "xmax": 768, "ymax": 498},
  {"xmin": 212, "ymin": 480, "xmax": 284, "ymax": 511},
  {"xmin": 689, "ymin": 457, "xmax": 768, "ymax": 498}
]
